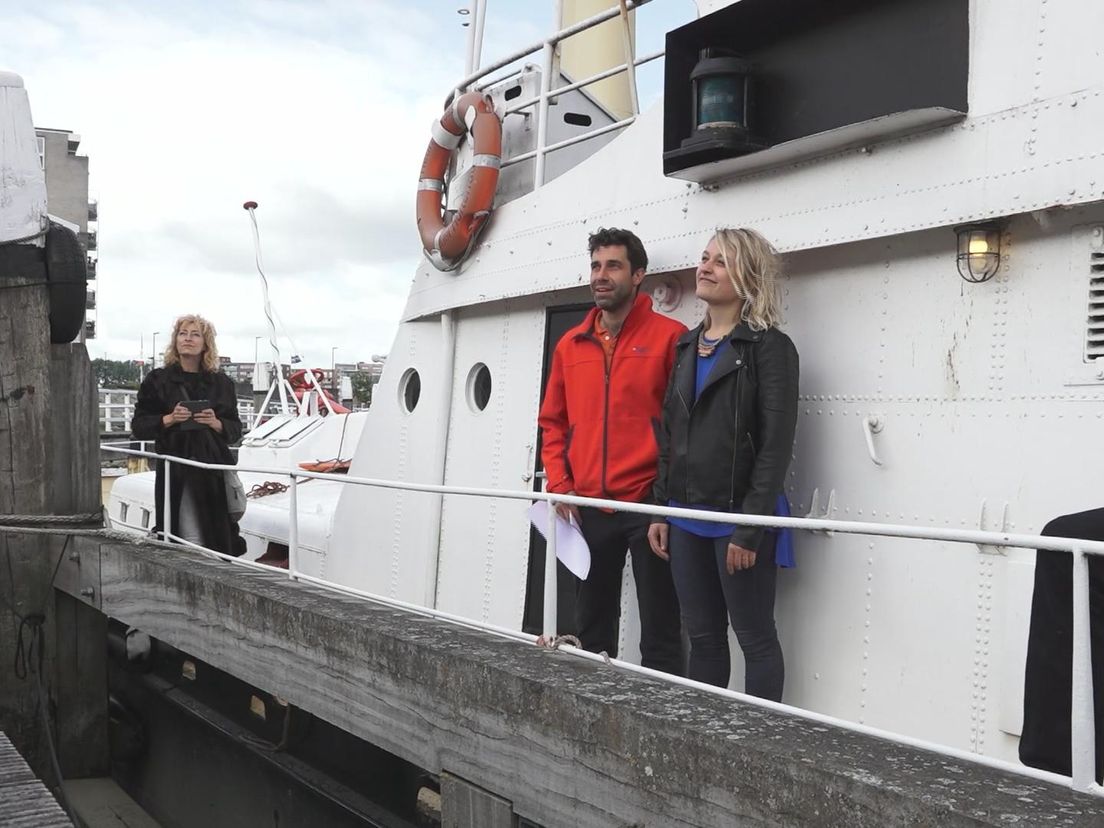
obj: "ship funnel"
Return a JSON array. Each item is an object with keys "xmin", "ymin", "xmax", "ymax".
[{"xmin": 558, "ymin": 1, "xmax": 636, "ymax": 121}]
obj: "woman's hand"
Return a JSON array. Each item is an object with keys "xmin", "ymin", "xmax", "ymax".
[
  {"xmin": 648, "ymin": 522, "xmax": 669, "ymax": 560},
  {"xmin": 726, "ymin": 543, "xmax": 756, "ymax": 574},
  {"xmin": 192, "ymin": 408, "xmax": 223, "ymax": 433},
  {"xmin": 162, "ymin": 404, "xmax": 191, "ymax": 428}
]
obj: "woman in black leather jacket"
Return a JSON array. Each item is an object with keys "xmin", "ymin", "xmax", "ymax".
[
  {"xmin": 131, "ymin": 314, "xmax": 243, "ymax": 555},
  {"xmin": 648, "ymin": 228, "xmax": 799, "ymax": 699}
]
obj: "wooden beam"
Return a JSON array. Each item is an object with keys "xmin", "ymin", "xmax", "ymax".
[
  {"xmin": 0, "ymin": 255, "xmax": 55, "ymax": 774},
  {"xmin": 58, "ymin": 536, "xmax": 1104, "ymax": 828},
  {"xmin": 48, "ymin": 344, "xmax": 108, "ymax": 779}
]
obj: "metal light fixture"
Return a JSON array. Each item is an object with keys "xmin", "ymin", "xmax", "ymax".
[
  {"xmin": 680, "ymin": 49, "xmax": 761, "ymax": 156},
  {"xmin": 955, "ymin": 222, "xmax": 1003, "ymax": 283}
]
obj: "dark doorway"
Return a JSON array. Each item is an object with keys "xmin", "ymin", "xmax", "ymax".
[{"xmin": 522, "ymin": 302, "xmax": 592, "ymax": 636}]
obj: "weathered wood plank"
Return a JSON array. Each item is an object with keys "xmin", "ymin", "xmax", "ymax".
[
  {"xmin": 62, "ymin": 536, "xmax": 1104, "ymax": 828},
  {"xmin": 0, "ymin": 261, "xmax": 55, "ymax": 774},
  {"xmin": 0, "ymin": 731, "xmax": 72, "ymax": 826},
  {"xmin": 441, "ymin": 774, "xmax": 513, "ymax": 828}
]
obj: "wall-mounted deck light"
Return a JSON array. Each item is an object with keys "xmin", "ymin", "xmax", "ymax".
[
  {"xmin": 955, "ymin": 222, "xmax": 1003, "ymax": 283},
  {"xmin": 680, "ymin": 50, "xmax": 761, "ymax": 156}
]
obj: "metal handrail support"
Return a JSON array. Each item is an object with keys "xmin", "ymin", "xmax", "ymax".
[
  {"xmin": 448, "ymin": 0, "xmax": 655, "ymax": 190},
  {"xmin": 618, "ymin": 0, "xmax": 640, "ymax": 115},
  {"xmin": 99, "ymin": 443, "xmax": 1104, "ymax": 556},
  {"xmin": 162, "ymin": 456, "xmax": 172, "ymax": 541},
  {"xmin": 455, "ymin": 0, "xmax": 653, "ymax": 94},
  {"xmin": 1071, "ymin": 548, "xmax": 1102, "ymax": 793},
  {"xmin": 534, "ymin": 40, "xmax": 557, "ymax": 188},
  {"xmin": 544, "ymin": 498, "xmax": 558, "ymax": 639},
  {"xmin": 101, "ymin": 440, "xmax": 1104, "ymax": 796},
  {"xmin": 288, "ymin": 473, "xmax": 300, "ymax": 581}
]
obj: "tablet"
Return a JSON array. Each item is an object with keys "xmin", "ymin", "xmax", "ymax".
[{"xmin": 179, "ymin": 399, "xmax": 211, "ymax": 430}]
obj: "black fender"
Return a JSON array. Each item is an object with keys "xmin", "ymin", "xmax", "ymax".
[{"xmin": 45, "ymin": 220, "xmax": 88, "ymax": 343}]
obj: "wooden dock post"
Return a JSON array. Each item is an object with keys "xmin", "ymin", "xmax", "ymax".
[
  {"xmin": 0, "ymin": 252, "xmax": 57, "ymax": 775},
  {"xmin": 0, "ymin": 253, "xmax": 106, "ymax": 780},
  {"xmin": 48, "ymin": 344, "xmax": 108, "ymax": 779}
]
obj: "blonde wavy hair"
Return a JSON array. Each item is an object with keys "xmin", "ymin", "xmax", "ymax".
[
  {"xmin": 163, "ymin": 314, "xmax": 220, "ymax": 373},
  {"xmin": 710, "ymin": 227, "xmax": 784, "ymax": 331}
]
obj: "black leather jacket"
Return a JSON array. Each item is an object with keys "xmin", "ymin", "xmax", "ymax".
[{"xmin": 652, "ymin": 322, "xmax": 799, "ymax": 550}]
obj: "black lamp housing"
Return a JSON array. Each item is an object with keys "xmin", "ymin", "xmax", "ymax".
[
  {"xmin": 954, "ymin": 221, "xmax": 1003, "ymax": 283},
  {"xmin": 679, "ymin": 50, "xmax": 763, "ymax": 157}
]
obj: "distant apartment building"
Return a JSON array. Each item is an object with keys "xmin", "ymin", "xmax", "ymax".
[{"xmin": 35, "ymin": 127, "xmax": 97, "ymax": 339}]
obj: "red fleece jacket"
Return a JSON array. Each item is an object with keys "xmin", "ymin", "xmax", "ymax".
[{"xmin": 538, "ymin": 293, "xmax": 686, "ymax": 503}]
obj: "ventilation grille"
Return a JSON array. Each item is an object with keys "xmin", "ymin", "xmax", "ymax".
[{"xmin": 1090, "ymin": 252, "xmax": 1104, "ymax": 362}]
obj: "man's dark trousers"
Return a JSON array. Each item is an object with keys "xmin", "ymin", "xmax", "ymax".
[{"xmin": 575, "ymin": 506, "xmax": 684, "ymax": 675}]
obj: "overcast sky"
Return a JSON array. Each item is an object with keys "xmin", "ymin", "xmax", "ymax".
[{"xmin": 1, "ymin": 0, "xmax": 694, "ymax": 368}]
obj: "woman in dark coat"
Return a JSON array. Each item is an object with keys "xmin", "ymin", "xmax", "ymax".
[
  {"xmin": 131, "ymin": 314, "xmax": 243, "ymax": 555},
  {"xmin": 648, "ymin": 228, "xmax": 799, "ymax": 700}
]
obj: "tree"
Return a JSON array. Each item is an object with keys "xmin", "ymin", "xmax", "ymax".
[
  {"xmin": 92, "ymin": 358, "xmax": 141, "ymax": 389},
  {"xmin": 350, "ymin": 371, "xmax": 374, "ymax": 407}
]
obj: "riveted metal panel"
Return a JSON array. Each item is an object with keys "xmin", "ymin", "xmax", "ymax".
[{"xmin": 435, "ymin": 300, "xmax": 546, "ymax": 628}]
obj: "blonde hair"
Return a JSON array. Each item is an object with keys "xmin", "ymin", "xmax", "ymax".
[
  {"xmin": 163, "ymin": 314, "xmax": 220, "ymax": 373},
  {"xmin": 711, "ymin": 227, "xmax": 784, "ymax": 331}
]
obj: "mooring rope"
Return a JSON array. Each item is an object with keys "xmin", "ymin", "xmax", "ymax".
[{"xmin": 0, "ymin": 511, "xmax": 103, "ymax": 527}]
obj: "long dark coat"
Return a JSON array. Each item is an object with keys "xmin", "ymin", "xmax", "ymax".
[
  {"xmin": 1019, "ymin": 507, "xmax": 1104, "ymax": 782},
  {"xmin": 131, "ymin": 365, "xmax": 243, "ymax": 555}
]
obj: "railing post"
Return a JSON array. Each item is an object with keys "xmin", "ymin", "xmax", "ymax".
[
  {"xmin": 544, "ymin": 498, "xmax": 558, "ymax": 640},
  {"xmin": 618, "ymin": 0, "xmax": 640, "ymax": 115},
  {"xmin": 1071, "ymin": 546, "xmax": 1097, "ymax": 791},
  {"xmin": 534, "ymin": 40, "xmax": 556, "ymax": 190},
  {"xmin": 288, "ymin": 473, "xmax": 299, "ymax": 580},
  {"xmin": 162, "ymin": 457, "xmax": 172, "ymax": 541}
]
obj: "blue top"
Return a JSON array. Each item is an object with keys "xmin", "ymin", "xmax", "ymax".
[{"xmin": 665, "ymin": 341, "xmax": 796, "ymax": 567}]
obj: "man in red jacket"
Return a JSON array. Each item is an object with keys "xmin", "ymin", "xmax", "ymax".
[{"xmin": 538, "ymin": 228, "xmax": 685, "ymax": 675}]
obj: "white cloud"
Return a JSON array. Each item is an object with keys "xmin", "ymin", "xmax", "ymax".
[
  {"xmin": 1, "ymin": 0, "xmax": 465, "ymax": 366},
  {"xmin": 2, "ymin": 0, "xmax": 697, "ymax": 366}
]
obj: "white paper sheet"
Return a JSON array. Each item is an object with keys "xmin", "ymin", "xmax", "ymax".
[{"xmin": 528, "ymin": 501, "xmax": 591, "ymax": 580}]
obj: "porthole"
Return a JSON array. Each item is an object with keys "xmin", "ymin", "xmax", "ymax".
[
  {"xmin": 119, "ymin": 502, "xmax": 129, "ymax": 523},
  {"xmin": 399, "ymin": 368, "xmax": 421, "ymax": 413},
  {"xmin": 140, "ymin": 508, "xmax": 150, "ymax": 529},
  {"xmin": 466, "ymin": 363, "xmax": 492, "ymax": 412},
  {"xmin": 564, "ymin": 112, "xmax": 592, "ymax": 127}
]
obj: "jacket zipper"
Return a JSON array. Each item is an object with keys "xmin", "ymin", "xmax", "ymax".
[
  {"xmin": 729, "ymin": 361, "xmax": 741, "ymax": 511},
  {"xmin": 581, "ymin": 331, "xmax": 613, "ymax": 498},
  {"xmin": 601, "ymin": 340, "xmax": 614, "ymax": 498}
]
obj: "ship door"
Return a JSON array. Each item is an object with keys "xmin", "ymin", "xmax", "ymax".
[{"xmin": 522, "ymin": 303, "xmax": 591, "ymax": 636}]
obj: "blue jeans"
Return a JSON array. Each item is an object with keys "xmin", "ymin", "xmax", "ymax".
[{"xmin": 668, "ymin": 524, "xmax": 784, "ymax": 700}]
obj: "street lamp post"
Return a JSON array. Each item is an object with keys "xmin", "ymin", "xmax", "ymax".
[{"xmin": 151, "ymin": 331, "xmax": 161, "ymax": 370}]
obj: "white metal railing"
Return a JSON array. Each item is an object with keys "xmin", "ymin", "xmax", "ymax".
[
  {"xmin": 99, "ymin": 439, "xmax": 1104, "ymax": 797},
  {"xmin": 99, "ymin": 389, "xmax": 256, "ymax": 434},
  {"xmin": 456, "ymin": 0, "xmax": 658, "ymax": 190}
]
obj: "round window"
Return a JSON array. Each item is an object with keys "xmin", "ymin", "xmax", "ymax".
[
  {"xmin": 399, "ymin": 368, "xmax": 421, "ymax": 413},
  {"xmin": 466, "ymin": 363, "xmax": 492, "ymax": 412}
]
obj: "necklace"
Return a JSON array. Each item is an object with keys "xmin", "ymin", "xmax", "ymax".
[{"xmin": 697, "ymin": 330, "xmax": 723, "ymax": 358}]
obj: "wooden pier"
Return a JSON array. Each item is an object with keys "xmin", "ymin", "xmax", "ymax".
[
  {"xmin": 50, "ymin": 533, "xmax": 1104, "ymax": 827},
  {"xmin": 3, "ymin": 301, "xmax": 1103, "ymax": 825}
]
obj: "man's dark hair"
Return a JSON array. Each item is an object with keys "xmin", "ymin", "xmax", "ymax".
[{"xmin": 587, "ymin": 227, "xmax": 648, "ymax": 274}]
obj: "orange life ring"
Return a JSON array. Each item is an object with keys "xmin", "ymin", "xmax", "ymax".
[{"xmin": 416, "ymin": 91, "xmax": 502, "ymax": 271}]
